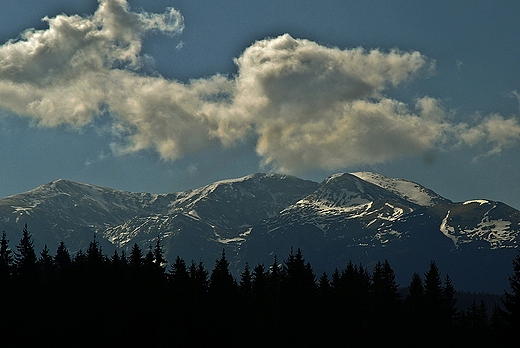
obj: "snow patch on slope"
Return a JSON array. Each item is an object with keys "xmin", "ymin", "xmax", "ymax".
[
  {"xmin": 463, "ymin": 200, "xmax": 489, "ymax": 205},
  {"xmin": 440, "ymin": 210, "xmax": 459, "ymax": 245},
  {"xmin": 351, "ymin": 172, "xmax": 447, "ymax": 206},
  {"xmin": 440, "ymin": 204, "xmax": 517, "ymax": 249}
]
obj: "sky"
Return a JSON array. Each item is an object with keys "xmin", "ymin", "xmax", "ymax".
[{"xmin": 1, "ymin": 0, "xmax": 520, "ymax": 208}]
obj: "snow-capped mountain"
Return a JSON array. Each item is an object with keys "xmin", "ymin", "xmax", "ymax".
[
  {"xmin": 435, "ymin": 200, "xmax": 520, "ymax": 249},
  {"xmin": 350, "ymin": 171, "xmax": 452, "ymax": 207},
  {"xmin": 0, "ymin": 173, "xmax": 318, "ymax": 268},
  {"xmin": 101, "ymin": 173, "xmax": 319, "ymax": 265},
  {"xmin": 0, "ymin": 172, "xmax": 518, "ymax": 293},
  {"xmin": 237, "ymin": 173, "xmax": 520, "ymax": 293}
]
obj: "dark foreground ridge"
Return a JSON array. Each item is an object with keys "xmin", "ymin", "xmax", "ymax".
[{"xmin": 0, "ymin": 225, "xmax": 519, "ymax": 346}]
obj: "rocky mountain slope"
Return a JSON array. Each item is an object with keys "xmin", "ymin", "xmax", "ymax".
[{"xmin": 0, "ymin": 172, "xmax": 518, "ymax": 293}]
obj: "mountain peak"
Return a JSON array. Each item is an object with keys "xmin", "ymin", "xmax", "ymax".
[{"xmin": 351, "ymin": 171, "xmax": 451, "ymax": 207}]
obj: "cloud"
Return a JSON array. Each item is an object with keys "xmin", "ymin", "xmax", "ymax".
[
  {"xmin": 0, "ymin": 0, "xmax": 519, "ymax": 174},
  {"xmin": 231, "ymin": 34, "xmax": 441, "ymax": 171},
  {"xmin": 457, "ymin": 114, "xmax": 520, "ymax": 156},
  {"xmin": 0, "ymin": 0, "xmax": 183, "ymax": 126}
]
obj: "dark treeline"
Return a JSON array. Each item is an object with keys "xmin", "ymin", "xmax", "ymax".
[{"xmin": 0, "ymin": 225, "xmax": 519, "ymax": 346}]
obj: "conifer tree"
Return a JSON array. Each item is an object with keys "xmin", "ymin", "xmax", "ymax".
[
  {"xmin": 268, "ymin": 255, "xmax": 283, "ymax": 289},
  {"xmin": 424, "ymin": 261, "xmax": 443, "ymax": 318},
  {"xmin": 189, "ymin": 260, "xmax": 208, "ymax": 295},
  {"xmin": 318, "ymin": 271, "xmax": 330, "ymax": 299},
  {"xmin": 239, "ymin": 262, "xmax": 252, "ymax": 302},
  {"xmin": 38, "ymin": 244, "xmax": 55, "ymax": 279},
  {"xmin": 86, "ymin": 235, "xmax": 104, "ymax": 268},
  {"xmin": 464, "ymin": 299, "xmax": 489, "ymax": 334},
  {"xmin": 0, "ymin": 231, "xmax": 13, "ymax": 280},
  {"xmin": 186, "ymin": 259, "xmax": 208, "ymax": 336},
  {"xmin": 118, "ymin": 249, "xmax": 128, "ymax": 270},
  {"xmin": 442, "ymin": 274, "xmax": 458, "ymax": 326},
  {"xmin": 330, "ymin": 268, "xmax": 342, "ymax": 297},
  {"xmin": 129, "ymin": 243, "xmax": 143, "ymax": 270},
  {"xmin": 278, "ymin": 249, "xmax": 317, "ymax": 344},
  {"xmin": 153, "ymin": 237, "xmax": 166, "ymax": 271},
  {"xmin": 169, "ymin": 255, "xmax": 189, "ymax": 286},
  {"xmin": 329, "ymin": 267, "xmax": 345, "ymax": 321},
  {"xmin": 54, "ymin": 241, "xmax": 72, "ymax": 273},
  {"xmin": 108, "ymin": 249, "xmax": 128, "ymax": 291},
  {"xmin": 503, "ymin": 250, "xmax": 520, "ymax": 329},
  {"xmin": 283, "ymin": 248, "xmax": 316, "ymax": 298},
  {"xmin": 371, "ymin": 260, "xmax": 401, "ymax": 305},
  {"xmin": 110, "ymin": 249, "xmax": 121, "ymax": 267},
  {"xmin": 479, "ymin": 300, "xmax": 489, "ymax": 328},
  {"xmin": 365, "ymin": 260, "xmax": 400, "ymax": 343},
  {"xmin": 144, "ymin": 246, "xmax": 155, "ymax": 269},
  {"xmin": 342, "ymin": 261, "xmax": 366, "ymax": 301},
  {"xmin": 251, "ymin": 263, "xmax": 268, "ymax": 303},
  {"xmin": 209, "ymin": 250, "xmax": 236, "ymax": 296},
  {"xmin": 73, "ymin": 249, "xmax": 87, "ymax": 268},
  {"xmin": 424, "ymin": 260, "xmax": 443, "ymax": 302},
  {"xmin": 404, "ymin": 272, "xmax": 425, "ymax": 343},
  {"xmin": 423, "ymin": 261, "xmax": 448, "ymax": 342},
  {"xmin": 407, "ymin": 273, "xmax": 424, "ymax": 301},
  {"xmin": 0, "ymin": 231, "xmax": 13, "ymax": 329},
  {"xmin": 353, "ymin": 263, "xmax": 371, "ymax": 306},
  {"xmin": 489, "ymin": 303, "xmax": 508, "ymax": 345},
  {"xmin": 14, "ymin": 224, "xmax": 37, "ymax": 279}
]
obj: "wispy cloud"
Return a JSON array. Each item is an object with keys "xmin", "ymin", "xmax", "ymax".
[
  {"xmin": 0, "ymin": 0, "xmax": 519, "ymax": 174},
  {"xmin": 457, "ymin": 114, "xmax": 520, "ymax": 156}
]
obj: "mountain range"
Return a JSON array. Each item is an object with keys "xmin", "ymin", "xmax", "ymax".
[{"xmin": 1, "ymin": 172, "xmax": 518, "ymax": 293}]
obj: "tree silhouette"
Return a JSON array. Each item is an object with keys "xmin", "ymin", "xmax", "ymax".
[
  {"xmin": 462, "ymin": 299, "xmax": 491, "ymax": 345},
  {"xmin": 0, "ymin": 224, "xmax": 517, "ymax": 345},
  {"xmin": 404, "ymin": 272, "xmax": 425, "ymax": 344},
  {"xmin": 281, "ymin": 248, "xmax": 317, "ymax": 345},
  {"xmin": 0, "ymin": 231, "xmax": 13, "ymax": 280},
  {"xmin": 424, "ymin": 260, "xmax": 443, "ymax": 303},
  {"xmin": 153, "ymin": 237, "xmax": 166, "ymax": 271},
  {"xmin": 424, "ymin": 260, "xmax": 444, "ymax": 334},
  {"xmin": 54, "ymin": 241, "xmax": 72, "ymax": 274},
  {"xmin": 442, "ymin": 274, "xmax": 459, "ymax": 327},
  {"xmin": 330, "ymin": 268, "xmax": 343, "ymax": 299},
  {"xmin": 370, "ymin": 260, "xmax": 402, "ymax": 343},
  {"xmin": 14, "ymin": 224, "xmax": 37, "ymax": 280},
  {"xmin": 407, "ymin": 272, "xmax": 424, "ymax": 301},
  {"xmin": 86, "ymin": 235, "xmax": 103, "ymax": 263},
  {"xmin": 283, "ymin": 248, "xmax": 316, "ymax": 300},
  {"xmin": 317, "ymin": 271, "xmax": 330, "ymax": 300},
  {"xmin": 37, "ymin": 244, "xmax": 54, "ymax": 279},
  {"xmin": 503, "ymin": 250, "xmax": 520, "ymax": 330},
  {"xmin": 169, "ymin": 255, "xmax": 189, "ymax": 288},
  {"xmin": 239, "ymin": 262, "xmax": 253, "ymax": 304},
  {"xmin": 209, "ymin": 250, "xmax": 237, "ymax": 299},
  {"xmin": 489, "ymin": 303, "xmax": 509, "ymax": 345},
  {"xmin": 129, "ymin": 243, "xmax": 143, "ymax": 271},
  {"xmin": 371, "ymin": 260, "xmax": 401, "ymax": 305}
]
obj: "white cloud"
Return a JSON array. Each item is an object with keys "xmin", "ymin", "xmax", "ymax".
[
  {"xmin": 0, "ymin": 1, "xmax": 519, "ymax": 174},
  {"xmin": 0, "ymin": 0, "xmax": 183, "ymax": 126},
  {"xmin": 230, "ymin": 34, "xmax": 442, "ymax": 171},
  {"xmin": 457, "ymin": 114, "xmax": 520, "ymax": 156}
]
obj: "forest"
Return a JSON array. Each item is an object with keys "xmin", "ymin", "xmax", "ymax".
[{"xmin": 0, "ymin": 224, "xmax": 519, "ymax": 346}]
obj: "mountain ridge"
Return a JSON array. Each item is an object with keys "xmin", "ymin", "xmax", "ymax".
[{"xmin": 0, "ymin": 172, "xmax": 518, "ymax": 293}]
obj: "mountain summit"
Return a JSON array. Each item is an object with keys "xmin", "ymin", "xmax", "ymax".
[{"xmin": 0, "ymin": 172, "xmax": 518, "ymax": 292}]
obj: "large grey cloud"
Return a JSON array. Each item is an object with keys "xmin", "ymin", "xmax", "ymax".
[{"xmin": 0, "ymin": 0, "xmax": 519, "ymax": 173}]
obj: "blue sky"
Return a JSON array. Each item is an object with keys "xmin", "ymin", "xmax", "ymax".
[{"xmin": 1, "ymin": 0, "xmax": 520, "ymax": 209}]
